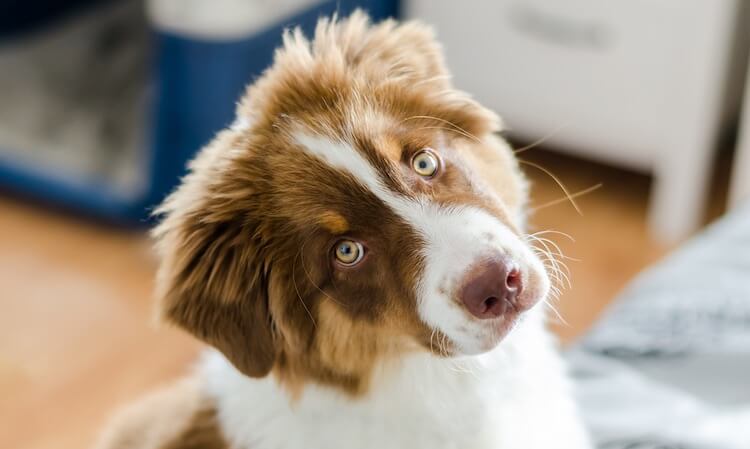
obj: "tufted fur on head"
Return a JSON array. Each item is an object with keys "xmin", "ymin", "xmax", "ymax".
[{"xmin": 152, "ymin": 10, "xmax": 537, "ymax": 397}]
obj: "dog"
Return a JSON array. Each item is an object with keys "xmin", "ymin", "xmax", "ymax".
[{"xmin": 94, "ymin": 11, "xmax": 591, "ymax": 449}]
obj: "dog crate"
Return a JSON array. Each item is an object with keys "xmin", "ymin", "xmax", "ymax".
[{"xmin": 0, "ymin": 0, "xmax": 398, "ymax": 224}]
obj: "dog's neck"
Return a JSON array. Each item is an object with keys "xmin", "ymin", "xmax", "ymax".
[{"xmin": 198, "ymin": 308, "xmax": 564, "ymax": 449}]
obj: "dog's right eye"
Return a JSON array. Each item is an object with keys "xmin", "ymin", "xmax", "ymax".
[
  {"xmin": 411, "ymin": 148, "xmax": 440, "ymax": 178},
  {"xmin": 334, "ymin": 239, "xmax": 365, "ymax": 266}
]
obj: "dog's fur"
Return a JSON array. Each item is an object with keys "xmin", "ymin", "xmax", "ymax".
[{"xmin": 94, "ymin": 12, "xmax": 591, "ymax": 449}]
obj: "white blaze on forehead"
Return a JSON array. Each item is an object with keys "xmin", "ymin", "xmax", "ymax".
[
  {"xmin": 293, "ymin": 131, "xmax": 443, "ymax": 229},
  {"xmin": 294, "ymin": 132, "xmax": 395, "ymax": 204},
  {"xmin": 292, "ymin": 132, "xmax": 449, "ymax": 238},
  {"xmin": 293, "ymin": 132, "xmax": 546, "ymax": 352}
]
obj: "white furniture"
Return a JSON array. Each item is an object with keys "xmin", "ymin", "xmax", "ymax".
[
  {"xmin": 730, "ymin": 54, "xmax": 750, "ymax": 208},
  {"xmin": 732, "ymin": 132, "xmax": 750, "ymax": 208},
  {"xmin": 404, "ymin": 0, "xmax": 748, "ymax": 242}
]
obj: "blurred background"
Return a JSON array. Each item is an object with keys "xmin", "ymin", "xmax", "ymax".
[{"xmin": 1, "ymin": 1, "xmax": 749, "ymax": 448}]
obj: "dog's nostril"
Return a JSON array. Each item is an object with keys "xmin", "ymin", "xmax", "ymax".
[
  {"xmin": 506, "ymin": 268, "xmax": 522, "ymax": 290},
  {"xmin": 481, "ymin": 296, "xmax": 509, "ymax": 317},
  {"xmin": 459, "ymin": 255, "xmax": 523, "ymax": 320},
  {"xmin": 483, "ymin": 296, "xmax": 499, "ymax": 313}
]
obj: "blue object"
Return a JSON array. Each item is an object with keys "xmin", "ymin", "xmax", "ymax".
[{"xmin": 0, "ymin": 0, "xmax": 399, "ymax": 225}]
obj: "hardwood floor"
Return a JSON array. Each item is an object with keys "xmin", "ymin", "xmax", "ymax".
[
  {"xmin": 0, "ymin": 199, "xmax": 200, "ymax": 449},
  {"xmin": 0, "ymin": 150, "xmax": 675, "ymax": 449}
]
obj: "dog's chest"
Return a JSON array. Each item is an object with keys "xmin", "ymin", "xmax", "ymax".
[
  {"xmin": 200, "ymin": 319, "xmax": 573, "ymax": 449},
  {"xmin": 266, "ymin": 387, "xmax": 496, "ymax": 448}
]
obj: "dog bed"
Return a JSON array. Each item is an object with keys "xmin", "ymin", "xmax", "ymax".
[{"xmin": 568, "ymin": 201, "xmax": 750, "ymax": 449}]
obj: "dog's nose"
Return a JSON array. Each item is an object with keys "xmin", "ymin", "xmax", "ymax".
[{"xmin": 459, "ymin": 256, "xmax": 522, "ymax": 319}]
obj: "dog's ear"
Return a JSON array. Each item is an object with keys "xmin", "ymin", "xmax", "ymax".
[{"xmin": 152, "ymin": 131, "xmax": 276, "ymax": 378}]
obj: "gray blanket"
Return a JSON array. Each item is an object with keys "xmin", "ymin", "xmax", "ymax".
[{"xmin": 569, "ymin": 202, "xmax": 750, "ymax": 449}]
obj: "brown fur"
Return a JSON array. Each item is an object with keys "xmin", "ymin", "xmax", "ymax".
[
  {"xmin": 151, "ymin": 11, "xmax": 527, "ymax": 397},
  {"xmin": 93, "ymin": 378, "xmax": 228, "ymax": 449}
]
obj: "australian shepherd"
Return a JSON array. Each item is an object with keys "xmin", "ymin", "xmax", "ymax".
[{"xmin": 95, "ymin": 11, "xmax": 591, "ymax": 449}]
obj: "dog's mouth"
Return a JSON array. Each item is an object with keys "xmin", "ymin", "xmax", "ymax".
[
  {"xmin": 485, "ymin": 296, "xmax": 535, "ymax": 335},
  {"xmin": 436, "ymin": 259, "xmax": 550, "ymax": 356},
  {"xmin": 474, "ymin": 297, "xmax": 538, "ymax": 349}
]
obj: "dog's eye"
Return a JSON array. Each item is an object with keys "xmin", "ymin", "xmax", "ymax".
[
  {"xmin": 334, "ymin": 239, "xmax": 364, "ymax": 266},
  {"xmin": 412, "ymin": 149, "xmax": 439, "ymax": 178}
]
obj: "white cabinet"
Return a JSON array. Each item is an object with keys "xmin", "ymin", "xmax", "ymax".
[
  {"xmin": 404, "ymin": 0, "xmax": 748, "ymax": 241},
  {"xmin": 731, "ymin": 51, "xmax": 750, "ymax": 208}
]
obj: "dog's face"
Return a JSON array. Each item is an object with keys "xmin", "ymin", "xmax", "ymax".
[{"xmin": 153, "ymin": 13, "xmax": 549, "ymax": 394}]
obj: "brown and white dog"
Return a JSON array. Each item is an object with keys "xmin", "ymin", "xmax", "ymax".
[{"xmin": 95, "ymin": 11, "xmax": 591, "ymax": 449}]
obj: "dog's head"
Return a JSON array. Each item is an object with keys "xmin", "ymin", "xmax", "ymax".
[{"xmin": 153, "ymin": 12, "xmax": 550, "ymax": 394}]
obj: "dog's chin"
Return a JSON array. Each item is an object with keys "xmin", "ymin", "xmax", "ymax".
[
  {"xmin": 449, "ymin": 289, "xmax": 549, "ymax": 357},
  {"xmin": 444, "ymin": 312, "xmax": 526, "ymax": 357}
]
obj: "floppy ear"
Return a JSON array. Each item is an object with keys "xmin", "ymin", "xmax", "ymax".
[{"xmin": 152, "ymin": 132, "xmax": 276, "ymax": 378}]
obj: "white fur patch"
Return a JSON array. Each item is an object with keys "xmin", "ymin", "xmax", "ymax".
[
  {"xmin": 293, "ymin": 132, "xmax": 398, "ymax": 208},
  {"xmin": 201, "ymin": 311, "xmax": 591, "ymax": 449}
]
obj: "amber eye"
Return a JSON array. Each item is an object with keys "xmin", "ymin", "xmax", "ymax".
[
  {"xmin": 334, "ymin": 239, "xmax": 364, "ymax": 266},
  {"xmin": 412, "ymin": 149, "xmax": 439, "ymax": 177}
]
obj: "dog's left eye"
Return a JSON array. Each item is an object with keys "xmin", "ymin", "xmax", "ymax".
[
  {"xmin": 412, "ymin": 148, "xmax": 439, "ymax": 178},
  {"xmin": 334, "ymin": 239, "xmax": 364, "ymax": 266}
]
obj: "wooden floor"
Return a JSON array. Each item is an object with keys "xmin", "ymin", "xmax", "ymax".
[{"xmin": 0, "ymin": 150, "xmax": 676, "ymax": 449}]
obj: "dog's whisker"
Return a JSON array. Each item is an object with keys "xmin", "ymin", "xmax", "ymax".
[
  {"xmin": 301, "ymin": 256, "xmax": 346, "ymax": 309},
  {"xmin": 533, "ymin": 243, "xmax": 575, "ymax": 267},
  {"xmin": 538, "ymin": 258, "xmax": 564, "ymax": 284},
  {"xmin": 531, "ymin": 235, "xmax": 576, "ymax": 270},
  {"xmin": 526, "ymin": 235, "xmax": 573, "ymax": 290},
  {"xmin": 530, "ymin": 183, "xmax": 603, "ymax": 214},
  {"xmin": 547, "ymin": 271, "xmax": 564, "ymax": 286},
  {"xmin": 545, "ymin": 289, "xmax": 562, "ymax": 307},
  {"xmin": 441, "ymin": 332, "xmax": 450, "ymax": 358},
  {"xmin": 526, "ymin": 234, "xmax": 573, "ymax": 269},
  {"xmin": 528, "ymin": 229, "xmax": 576, "ymax": 243},
  {"xmin": 538, "ymin": 239, "xmax": 578, "ymax": 275},
  {"xmin": 543, "ymin": 300, "xmax": 568, "ymax": 326},
  {"xmin": 532, "ymin": 248, "xmax": 562, "ymax": 282},
  {"xmin": 414, "ymin": 125, "xmax": 481, "ymax": 144},
  {"xmin": 449, "ymin": 360, "xmax": 480, "ymax": 380},
  {"xmin": 296, "ymin": 231, "xmax": 349, "ymax": 310},
  {"xmin": 527, "ymin": 234, "xmax": 563, "ymax": 269},
  {"xmin": 512, "ymin": 122, "xmax": 569, "ymax": 154},
  {"xmin": 401, "ymin": 115, "xmax": 481, "ymax": 143},
  {"xmin": 548, "ymin": 263, "xmax": 572, "ymax": 290},
  {"xmin": 519, "ymin": 159, "xmax": 584, "ymax": 216},
  {"xmin": 292, "ymin": 247, "xmax": 317, "ymax": 328}
]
